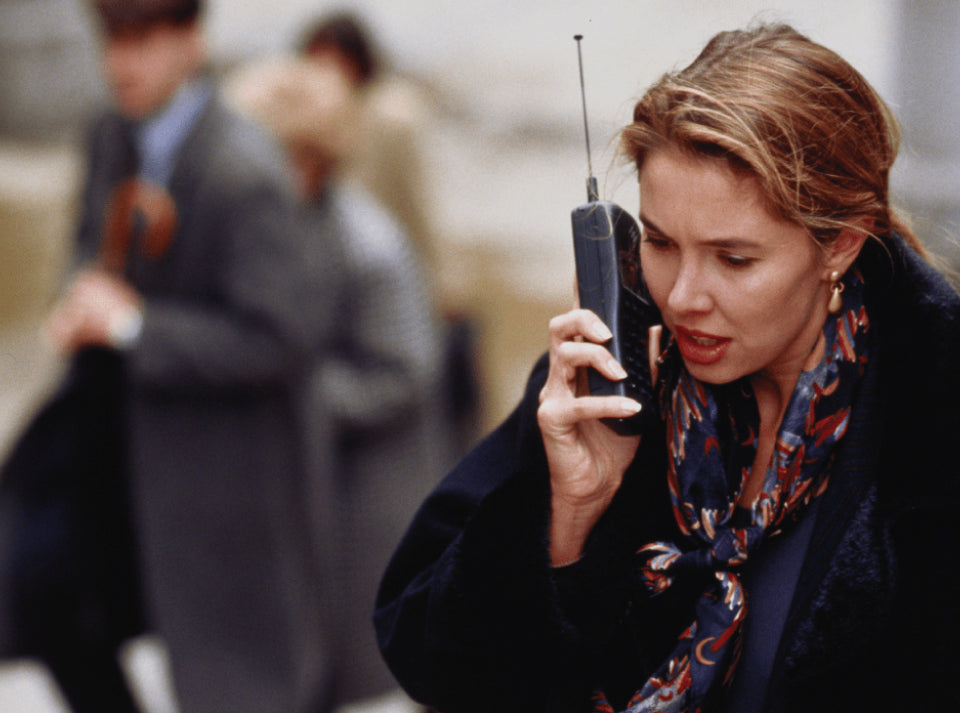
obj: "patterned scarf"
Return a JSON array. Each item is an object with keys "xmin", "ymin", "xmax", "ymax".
[{"xmin": 593, "ymin": 271, "xmax": 870, "ymax": 713}]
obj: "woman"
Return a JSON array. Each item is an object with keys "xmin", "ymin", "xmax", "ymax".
[{"xmin": 375, "ymin": 24, "xmax": 960, "ymax": 713}]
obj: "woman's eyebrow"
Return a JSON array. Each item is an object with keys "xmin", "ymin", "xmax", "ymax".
[
  {"xmin": 638, "ymin": 214, "xmax": 668, "ymax": 237},
  {"xmin": 639, "ymin": 214, "xmax": 761, "ymax": 251}
]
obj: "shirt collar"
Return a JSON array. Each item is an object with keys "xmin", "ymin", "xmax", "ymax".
[{"xmin": 133, "ymin": 79, "xmax": 212, "ymax": 186}]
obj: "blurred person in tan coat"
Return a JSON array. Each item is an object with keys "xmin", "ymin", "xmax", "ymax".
[{"xmin": 226, "ymin": 53, "xmax": 452, "ymax": 712}]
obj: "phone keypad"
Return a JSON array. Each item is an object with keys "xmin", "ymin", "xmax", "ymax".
[{"xmin": 620, "ymin": 291, "xmax": 657, "ymax": 408}]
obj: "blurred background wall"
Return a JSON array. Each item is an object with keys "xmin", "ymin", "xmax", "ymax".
[{"xmin": 0, "ymin": 0, "xmax": 957, "ymax": 446}]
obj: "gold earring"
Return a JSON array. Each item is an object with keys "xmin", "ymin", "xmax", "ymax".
[{"xmin": 827, "ymin": 270, "xmax": 845, "ymax": 314}]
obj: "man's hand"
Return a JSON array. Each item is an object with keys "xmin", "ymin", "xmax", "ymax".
[{"xmin": 45, "ymin": 268, "xmax": 143, "ymax": 352}]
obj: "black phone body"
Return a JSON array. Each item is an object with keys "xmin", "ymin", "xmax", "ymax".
[{"xmin": 571, "ymin": 198, "xmax": 661, "ymax": 434}]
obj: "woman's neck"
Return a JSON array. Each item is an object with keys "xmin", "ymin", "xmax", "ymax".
[
  {"xmin": 739, "ymin": 331, "xmax": 827, "ymax": 507},
  {"xmin": 737, "ymin": 375, "xmax": 787, "ymax": 507}
]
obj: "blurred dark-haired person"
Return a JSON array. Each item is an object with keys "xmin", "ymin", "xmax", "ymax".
[
  {"xmin": 299, "ymin": 11, "xmax": 379, "ymax": 89},
  {"xmin": 0, "ymin": 1, "xmax": 337, "ymax": 712}
]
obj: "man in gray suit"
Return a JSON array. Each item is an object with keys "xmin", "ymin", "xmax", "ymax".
[{"xmin": 40, "ymin": 1, "xmax": 339, "ymax": 711}]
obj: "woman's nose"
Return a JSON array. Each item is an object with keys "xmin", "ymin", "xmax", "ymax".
[{"xmin": 666, "ymin": 259, "xmax": 712, "ymax": 314}]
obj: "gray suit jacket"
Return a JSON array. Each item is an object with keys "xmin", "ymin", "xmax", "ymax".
[{"xmin": 75, "ymin": 88, "xmax": 339, "ymax": 713}]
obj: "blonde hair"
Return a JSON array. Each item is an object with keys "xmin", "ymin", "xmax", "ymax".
[{"xmin": 622, "ymin": 23, "xmax": 925, "ymax": 257}]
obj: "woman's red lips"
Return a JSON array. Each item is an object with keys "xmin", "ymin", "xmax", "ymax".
[{"xmin": 674, "ymin": 326, "xmax": 731, "ymax": 366}]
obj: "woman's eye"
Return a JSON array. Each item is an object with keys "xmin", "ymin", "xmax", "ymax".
[
  {"xmin": 642, "ymin": 233, "xmax": 672, "ymax": 250},
  {"xmin": 720, "ymin": 253, "xmax": 754, "ymax": 268}
]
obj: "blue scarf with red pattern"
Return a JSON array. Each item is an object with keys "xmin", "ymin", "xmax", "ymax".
[{"xmin": 593, "ymin": 272, "xmax": 870, "ymax": 713}]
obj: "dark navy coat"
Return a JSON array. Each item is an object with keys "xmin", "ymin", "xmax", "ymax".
[{"xmin": 375, "ymin": 234, "xmax": 960, "ymax": 713}]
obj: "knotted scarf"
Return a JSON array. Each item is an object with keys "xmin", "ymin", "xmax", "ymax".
[{"xmin": 593, "ymin": 271, "xmax": 870, "ymax": 713}]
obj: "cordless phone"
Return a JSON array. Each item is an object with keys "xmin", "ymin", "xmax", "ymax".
[{"xmin": 570, "ymin": 35, "xmax": 662, "ymax": 434}]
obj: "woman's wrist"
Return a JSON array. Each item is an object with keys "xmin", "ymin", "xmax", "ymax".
[{"xmin": 548, "ymin": 491, "xmax": 614, "ymax": 567}]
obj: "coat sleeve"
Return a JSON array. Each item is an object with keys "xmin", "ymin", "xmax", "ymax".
[
  {"xmin": 373, "ymin": 357, "xmax": 674, "ymax": 713},
  {"xmin": 373, "ymin": 357, "xmax": 575, "ymax": 713}
]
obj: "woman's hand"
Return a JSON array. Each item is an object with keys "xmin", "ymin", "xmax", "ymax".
[{"xmin": 537, "ymin": 309, "xmax": 647, "ymax": 566}]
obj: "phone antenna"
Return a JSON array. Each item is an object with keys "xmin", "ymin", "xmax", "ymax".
[{"xmin": 574, "ymin": 34, "xmax": 598, "ymax": 201}]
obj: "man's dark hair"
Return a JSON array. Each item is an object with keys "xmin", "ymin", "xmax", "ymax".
[
  {"xmin": 93, "ymin": 0, "xmax": 202, "ymax": 35},
  {"xmin": 299, "ymin": 12, "xmax": 379, "ymax": 87}
]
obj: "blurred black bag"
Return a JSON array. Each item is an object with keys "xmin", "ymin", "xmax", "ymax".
[{"xmin": 0, "ymin": 349, "xmax": 144, "ymax": 658}]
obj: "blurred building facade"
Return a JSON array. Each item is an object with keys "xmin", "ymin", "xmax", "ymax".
[
  {"xmin": 889, "ymin": 1, "xmax": 960, "ymax": 272},
  {"xmin": 0, "ymin": 0, "xmax": 104, "ymax": 140}
]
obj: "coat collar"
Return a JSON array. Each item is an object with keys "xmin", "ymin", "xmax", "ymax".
[{"xmin": 768, "ymin": 233, "xmax": 960, "ymax": 697}]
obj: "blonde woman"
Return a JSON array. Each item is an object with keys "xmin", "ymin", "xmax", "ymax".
[{"xmin": 376, "ymin": 24, "xmax": 960, "ymax": 713}]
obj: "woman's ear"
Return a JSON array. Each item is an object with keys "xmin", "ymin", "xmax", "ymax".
[{"xmin": 824, "ymin": 224, "xmax": 870, "ymax": 277}]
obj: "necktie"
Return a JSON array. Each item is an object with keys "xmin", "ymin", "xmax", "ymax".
[{"xmin": 100, "ymin": 123, "xmax": 176, "ymax": 275}]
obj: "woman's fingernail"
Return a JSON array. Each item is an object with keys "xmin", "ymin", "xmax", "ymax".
[
  {"xmin": 609, "ymin": 360, "xmax": 627, "ymax": 379},
  {"xmin": 593, "ymin": 323, "xmax": 613, "ymax": 341},
  {"xmin": 622, "ymin": 399, "xmax": 642, "ymax": 413}
]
